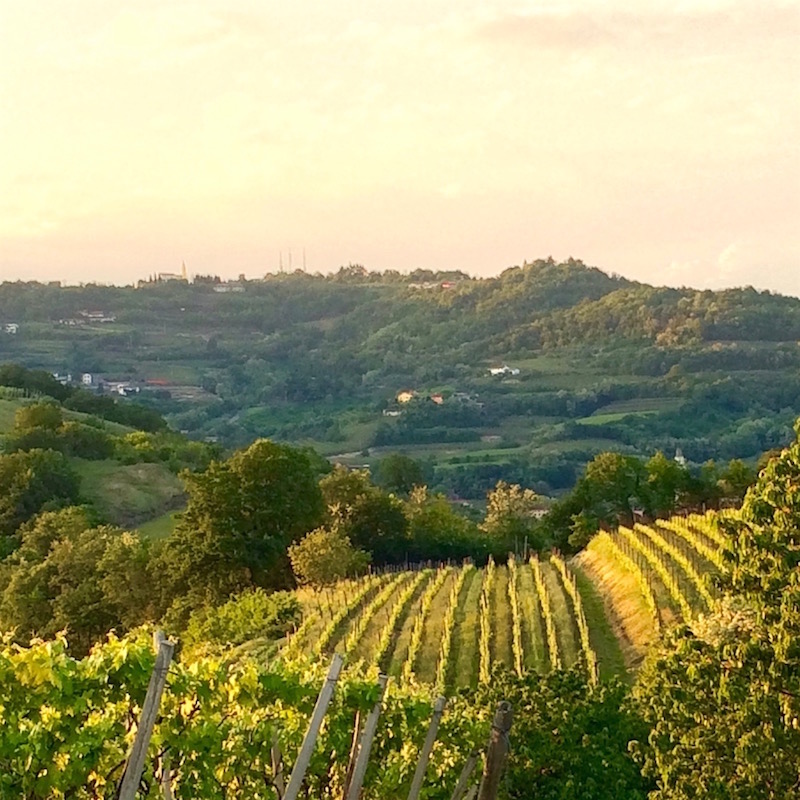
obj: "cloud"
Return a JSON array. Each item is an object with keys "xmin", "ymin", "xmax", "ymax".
[{"xmin": 472, "ymin": 2, "xmax": 799, "ymax": 54}]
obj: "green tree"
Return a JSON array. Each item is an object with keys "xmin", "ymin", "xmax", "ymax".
[
  {"xmin": 156, "ymin": 439, "xmax": 324, "ymax": 620},
  {"xmin": 288, "ymin": 524, "xmax": 370, "ymax": 586},
  {"xmin": 321, "ymin": 465, "xmax": 409, "ymax": 564},
  {"xmin": 405, "ymin": 486, "xmax": 482, "ymax": 561},
  {"xmin": 480, "ymin": 481, "xmax": 544, "ymax": 554},
  {"xmin": 13, "ymin": 401, "xmax": 63, "ymax": 432},
  {"xmin": 644, "ymin": 451, "xmax": 688, "ymax": 517},
  {"xmin": 0, "ymin": 507, "xmax": 153, "ymax": 655},
  {"xmin": 0, "ymin": 449, "xmax": 81, "ymax": 548},
  {"xmin": 375, "ymin": 453, "xmax": 425, "ymax": 496}
]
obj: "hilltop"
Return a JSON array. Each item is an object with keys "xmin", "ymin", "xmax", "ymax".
[{"xmin": 3, "ymin": 258, "xmax": 800, "ymax": 497}]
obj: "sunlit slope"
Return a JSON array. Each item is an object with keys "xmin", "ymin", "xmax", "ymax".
[{"xmin": 261, "ymin": 511, "xmax": 731, "ymax": 687}]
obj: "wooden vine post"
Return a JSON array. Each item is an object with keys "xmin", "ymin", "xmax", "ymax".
[
  {"xmin": 345, "ymin": 674, "xmax": 389, "ymax": 800},
  {"xmin": 284, "ymin": 653, "xmax": 344, "ymax": 800},
  {"xmin": 477, "ymin": 701, "xmax": 513, "ymax": 800},
  {"xmin": 117, "ymin": 631, "xmax": 175, "ymax": 800},
  {"xmin": 407, "ymin": 696, "xmax": 447, "ymax": 800}
]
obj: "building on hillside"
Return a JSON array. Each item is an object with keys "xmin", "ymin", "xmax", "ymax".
[
  {"xmin": 396, "ymin": 390, "xmax": 416, "ymax": 404},
  {"xmin": 81, "ymin": 373, "xmax": 93, "ymax": 386},
  {"xmin": 488, "ymin": 365, "xmax": 520, "ymax": 376},
  {"xmin": 430, "ymin": 393, "xmax": 444, "ymax": 405},
  {"xmin": 3, "ymin": 323, "xmax": 18, "ymax": 334},
  {"xmin": 79, "ymin": 310, "xmax": 116, "ymax": 323}
]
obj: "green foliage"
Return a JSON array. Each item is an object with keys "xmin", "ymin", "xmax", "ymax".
[
  {"xmin": 13, "ymin": 401, "xmax": 63, "ymax": 431},
  {"xmin": 288, "ymin": 525, "xmax": 370, "ymax": 586},
  {"xmin": 184, "ymin": 589, "xmax": 301, "ymax": 649},
  {"xmin": 480, "ymin": 481, "xmax": 543, "ymax": 553},
  {"xmin": 633, "ymin": 421, "xmax": 800, "ymax": 798},
  {"xmin": 0, "ymin": 448, "xmax": 81, "ymax": 544},
  {"xmin": 405, "ymin": 486, "xmax": 483, "ymax": 562},
  {"xmin": 375, "ymin": 452, "xmax": 425, "ymax": 496},
  {"xmin": 156, "ymin": 439, "xmax": 324, "ymax": 620},
  {"xmin": 0, "ymin": 507, "xmax": 153, "ymax": 655},
  {"xmin": 0, "ymin": 628, "xmax": 491, "ymax": 799},
  {"xmin": 473, "ymin": 668, "xmax": 652, "ymax": 800},
  {"xmin": 321, "ymin": 465, "xmax": 409, "ymax": 564}
]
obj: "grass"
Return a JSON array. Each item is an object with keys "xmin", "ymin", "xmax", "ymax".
[
  {"xmin": 0, "ymin": 399, "xmax": 24, "ymax": 432},
  {"xmin": 451, "ymin": 566, "xmax": 483, "ymax": 689},
  {"xmin": 569, "ymin": 562, "xmax": 628, "ymax": 680},
  {"xmin": 577, "ymin": 411, "xmax": 659, "ymax": 426},
  {"xmin": 404, "ymin": 570, "xmax": 458, "ymax": 684},
  {"xmin": 136, "ymin": 511, "xmax": 179, "ymax": 540},
  {"xmin": 574, "ymin": 538, "xmax": 659, "ymax": 670},
  {"xmin": 516, "ymin": 561, "xmax": 548, "ymax": 672},
  {"xmin": 73, "ymin": 459, "xmax": 185, "ymax": 528},
  {"xmin": 540, "ymin": 560, "xmax": 580, "ymax": 666},
  {"xmin": 490, "ymin": 566, "xmax": 513, "ymax": 670}
]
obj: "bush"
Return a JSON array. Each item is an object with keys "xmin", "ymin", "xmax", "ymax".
[{"xmin": 183, "ymin": 589, "xmax": 301, "ymax": 648}]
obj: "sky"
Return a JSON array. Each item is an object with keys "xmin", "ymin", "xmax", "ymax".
[{"xmin": 1, "ymin": 0, "xmax": 798, "ymax": 294}]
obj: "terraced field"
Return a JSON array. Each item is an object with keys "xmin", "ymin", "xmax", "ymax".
[{"xmin": 273, "ymin": 511, "xmax": 730, "ymax": 686}]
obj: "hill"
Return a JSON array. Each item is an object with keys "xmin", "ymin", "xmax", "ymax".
[
  {"xmin": 0, "ymin": 389, "xmax": 215, "ymax": 531},
  {"xmin": 3, "ymin": 259, "xmax": 800, "ymax": 497}
]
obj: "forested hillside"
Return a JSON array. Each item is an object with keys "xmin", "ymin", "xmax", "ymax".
[{"xmin": 2, "ymin": 258, "xmax": 800, "ymax": 497}]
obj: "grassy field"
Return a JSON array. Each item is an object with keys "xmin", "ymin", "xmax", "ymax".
[
  {"xmin": 136, "ymin": 511, "xmax": 180, "ymax": 540},
  {"xmin": 73, "ymin": 459, "xmax": 185, "ymax": 528}
]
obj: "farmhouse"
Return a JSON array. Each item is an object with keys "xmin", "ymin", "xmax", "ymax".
[{"xmin": 488, "ymin": 365, "xmax": 520, "ymax": 376}]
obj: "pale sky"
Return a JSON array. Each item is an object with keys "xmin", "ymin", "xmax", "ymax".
[{"xmin": 1, "ymin": 1, "xmax": 798, "ymax": 294}]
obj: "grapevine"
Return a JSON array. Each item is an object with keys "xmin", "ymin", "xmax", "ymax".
[
  {"xmin": 311, "ymin": 573, "xmax": 390, "ymax": 656},
  {"xmin": 634, "ymin": 523, "xmax": 715, "ymax": 610},
  {"xmin": 550, "ymin": 552, "xmax": 598, "ymax": 684},
  {"xmin": 593, "ymin": 531, "xmax": 660, "ymax": 632},
  {"xmin": 617, "ymin": 526, "xmax": 694, "ymax": 621},
  {"xmin": 531, "ymin": 554, "xmax": 561, "ymax": 671},
  {"xmin": 402, "ymin": 566, "xmax": 453, "ymax": 684},
  {"xmin": 658, "ymin": 517, "xmax": 725, "ymax": 571},
  {"xmin": 434, "ymin": 562, "xmax": 474, "ymax": 692},
  {"xmin": 506, "ymin": 554, "xmax": 524, "ymax": 677},
  {"xmin": 373, "ymin": 569, "xmax": 431, "ymax": 668},
  {"xmin": 478, "ymin": 556, "xmax": 495, "ymax": 683},
  {"xmin": 341, "ymin": 571, "xmax": 413, "ymax": 657}
]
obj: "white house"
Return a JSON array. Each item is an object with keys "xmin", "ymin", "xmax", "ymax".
[
  {"xmin": 81, "ymin": 373, "xmax": 93, "ymax": 386},
  {"xmin": 3, "ymin": 323, "xmax": 18, "ymax": 334},
  {"xmin": 488, "ymin": 365, "xmax": 520, "ymax": 376}
]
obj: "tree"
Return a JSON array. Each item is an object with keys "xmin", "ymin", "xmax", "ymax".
[
  {"xmin": 0, "ymin": 507, "xmax": 153, "ymax": 655},
  {"xmin": 288, "ymin": 524, "xmax": 370, "ymax": 586},
  {"xmin": 633, "ymin": 420, "xmax": 800, "ymax": 798},
  {"xmin": 13, "ymin": 401, "xmax": 63, "ymax": 432},
  {"xmin": 0, "ymin": 449, "xmax": 81, "ymax": 548},
  {"xmin": 155, "ymin": 439, "xmax": 324, "ymax": 620},
  {"xmin": 643, "ymin": 451, "xmax": 688, "ymax": 517},
  {"xmin": 321, "ymin": 465, "xmax": 409, "ymax": 564},
  {"xmin": 375, "ymin": 453, "xmax": 425, "ymax": 496},
  {"xmin": 405, "ymin": 486, "xmax": 482, "ymax": 561},
  {"xmin": 480, "ymin": 481, "xmax": 544, "ymax": 554}
]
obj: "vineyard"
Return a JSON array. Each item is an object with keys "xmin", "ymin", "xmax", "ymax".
[
  {"xmin": 269, "ymin": 511, "xmax": 731, "ymax": 685},
  {"xmin": 0, "ymin": 510, "xmax": 739, "ymax": 798}
]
